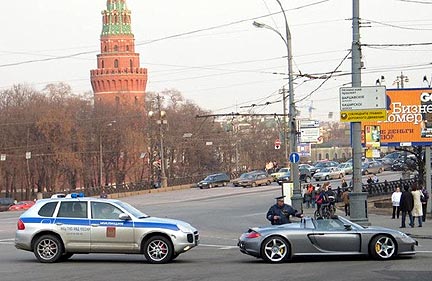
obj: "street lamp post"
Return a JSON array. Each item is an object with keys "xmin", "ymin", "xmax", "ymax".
[
  {"xmin": 148, "ymin": 94, "xmax": 168, "ymax": 188},
  {"xmin": 253, "ymin": 0, "xmax": 301, "ymax": 211}
]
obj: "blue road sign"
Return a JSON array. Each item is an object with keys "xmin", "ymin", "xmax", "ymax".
[{"xmin": 289, "ymin": 152, "xmax": 300, "ymax": 163}]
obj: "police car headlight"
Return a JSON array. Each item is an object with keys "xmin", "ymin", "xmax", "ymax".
[{"xmin": 177, "ymin": 224, "xmax": 192, "ymax": 233}]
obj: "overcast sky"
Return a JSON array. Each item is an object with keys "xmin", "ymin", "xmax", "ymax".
[{"xmin": 1, "ymin": 0, "xmax": 432, "ymax": 121}]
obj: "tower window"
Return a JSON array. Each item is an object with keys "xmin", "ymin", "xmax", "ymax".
[
  {"xmin": 114, "ymin": 45, "xmax": 118, "ymax": 52},
  {"xmin": 101, "ymin": 60, "xmax": 105, "ymax": 68},
  {"xmin": 130, "ymin": 59, "xmax": 133, "ymax": 69},
  {"xmin": 114, "ymin": 59, "xmax": 119, "ymax": 68},
  {"xmin": 126, "ymin": 45, "xmax": 130, "ymax": 51}
]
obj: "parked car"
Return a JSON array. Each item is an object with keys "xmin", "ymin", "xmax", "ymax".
[
  {"xmin": 239, "ymin": 172, "xmax": 273, "ymax": 188},
  {"xmin": 8, "ymin": 201, "xmax": 35, "ymax": 211},
  {"xmin": 197, "ymin": 173, "xmax": 230, "ymax": 189},
  {"xmin": 391, "ymin": 155, "xmax": 417, "ymax": 171},
  {"xmin": 277, "ymin": 167, "xmax": 312, "ymax": 185},
  {"xmin": 270, "ymin": 168, "xmax": 290, "ymax": 181},
  {"xmin": 232, "ymin": 170, "xmax": 267, "ymax": 187},
  {"xmin": 361, "ymin": 161, "xmax": 384, "ymax": 175},
  {"xmin": 313, "ymin": 167, "xmax": 345, "ymax": 181},
  {"xmin": 0, "ymin": 197, "xmax": 14, "ymax": 212},
  {"xmin": 238, "ymin": 216, "xmax": 416, "ymax": 263},
  {"xmin": 15, "ymin": 193, "xmax": 199, "ymax": 263},
  {"xmin": 313, "ymin": 161, "xmax": 339, "ymax": 173},
  {"xmin": 299, "ymin": 164, "xmax": 317, "ymax": 175},
  {"xmin": 337, "ymin": 162, "xmax": 353, "ymax": 175}
]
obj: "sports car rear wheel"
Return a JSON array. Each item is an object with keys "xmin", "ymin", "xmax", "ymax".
[
  {"xmin": 261, "ymin": 236, "xmax": 290, "ymax": 263},
  {"xmin": 370, "ymin": 235, "xmax": 396, "ymax": 260}
]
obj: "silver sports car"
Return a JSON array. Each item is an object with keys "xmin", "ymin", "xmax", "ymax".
[{"xmin": 238, "ymin": 216, "xmax": 416, "ymax": 263}]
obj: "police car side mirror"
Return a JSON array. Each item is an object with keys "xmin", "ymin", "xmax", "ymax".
[{"xmin": 119, "ymin": 213, "xmax": 131, "ymax": 220}]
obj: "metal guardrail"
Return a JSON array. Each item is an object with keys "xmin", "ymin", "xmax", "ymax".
[{"xmin": 361, "ymin": 177, "xmax": 418, "ymax": 197}]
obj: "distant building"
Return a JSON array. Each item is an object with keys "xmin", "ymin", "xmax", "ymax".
[{"xmin": 90, "ymin": 0, "xmax": 147, "ymax": 109}]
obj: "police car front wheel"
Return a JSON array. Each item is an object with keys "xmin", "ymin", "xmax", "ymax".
[
  {"xmin": 33, "ymin": 234, "xmax": 64, "ymax": 263},
  {"xmin": 143, "ymin": 236, "xmax": 174, "ymax": 264}
]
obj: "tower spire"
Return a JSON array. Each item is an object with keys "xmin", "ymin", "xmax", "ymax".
[
  {"xmin": 102, "ymin": 0, "xmax": 132, "ymax": 36},
  {"xmin": 90, "ymin": 0, "xmax": 148, "ymax": 108}
]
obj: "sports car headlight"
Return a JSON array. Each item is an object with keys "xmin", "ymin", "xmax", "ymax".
[{"xmin": 177, "ymin": 224, "xmax": 192, "ymax": 233}]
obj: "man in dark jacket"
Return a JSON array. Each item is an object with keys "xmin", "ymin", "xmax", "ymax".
[
  {"xmin": 399, "ymin": 186, "xmax": 414, "ymax": 228},
  {"xmin": 266, "ymin": 196, "xmax": 303, "ymax": 225}
]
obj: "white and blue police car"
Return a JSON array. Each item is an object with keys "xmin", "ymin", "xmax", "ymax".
[{"xmin": 15, "ymin": 193, "xmax": 199, "ymax": 263}]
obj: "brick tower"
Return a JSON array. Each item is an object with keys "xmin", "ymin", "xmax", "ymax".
[{"xmin": 90, "ymin": 0, "xmax": 147, "ymax": 108}]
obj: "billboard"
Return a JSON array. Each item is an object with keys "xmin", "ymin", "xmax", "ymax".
[{"xmin": 362, "ymin": 88, "xmax": 432, "ymax": 146}]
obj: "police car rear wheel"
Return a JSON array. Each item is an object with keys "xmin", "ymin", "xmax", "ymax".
[
  {"xmin": 144, "ymin": 236, "xmax": 173, "ymax": 264},
  {"xmin": 33, "ymin": 234, "xmax": 64, "ymax": 263}
]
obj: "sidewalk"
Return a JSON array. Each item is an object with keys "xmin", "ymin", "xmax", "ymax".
[{"xmin": 301, "ymin": 203, "xmax": 432, "ymax": 239}]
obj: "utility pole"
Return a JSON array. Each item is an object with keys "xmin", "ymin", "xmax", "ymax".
[
  {"xmin": 281, "ymin": 87, "xmax": 288, "ymax": 162},
  {"xmin": 350, "ymin": 0, "xmax": 369, "ymax": 225}
]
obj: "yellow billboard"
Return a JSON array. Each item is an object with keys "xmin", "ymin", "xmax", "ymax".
[{"xmin": 362, "ymin": 88, "xmax": 432, "ymax": 146}]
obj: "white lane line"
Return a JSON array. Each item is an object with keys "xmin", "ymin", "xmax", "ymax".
[
  {"xmin": 199, "ymin": 243, "xmax": 237, "ymax": 250},
  {"xmin": 0, "ymin": 238, "xmax": 14, "ymax": 245},
  {"xmin": 239, "ymin": 212, "xmax": 265, "ymax": 217}
]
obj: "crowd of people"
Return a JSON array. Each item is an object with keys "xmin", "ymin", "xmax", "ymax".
[{"xmin": 391, "ymin": 183, "xmax": 429, "ymax": 228}]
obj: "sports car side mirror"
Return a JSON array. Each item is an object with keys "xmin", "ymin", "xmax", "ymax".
[{"xmin": 344, "ymin": 224, "xmax": 352, "ymax": 231}]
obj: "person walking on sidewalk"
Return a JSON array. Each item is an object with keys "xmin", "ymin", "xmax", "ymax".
[
  {"xmin": 399, "ymin": 185, "xmax": 414, "ymax": 228},
  {"xmin": 341, "ymin": 188, "xmax": 350, "ymax": 216},
  {"xmin": 391, "ymin": 186, "xmax": 402, "ymax": 219},
  {"xmin": 411, "ymin": 184, "xmax": 423, "ymax": 227},
  {"xmin": 420, "ymin": 185, "xmax": 429, "ymax": 222}
]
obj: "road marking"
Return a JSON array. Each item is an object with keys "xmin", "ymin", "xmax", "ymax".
[
  {"xmin": 239, "ymin": 212, "xmax": 265, "ymax": 217},
  {"xmin": 0, "ymin": 238, "xmax": 14, "ymax": 245},
  {"xmin": 199, "ymin": 243, "xmax": 237, "ymax": 250}
]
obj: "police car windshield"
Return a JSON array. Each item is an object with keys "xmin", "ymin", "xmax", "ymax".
[{"xmin": 116, "ymin": 201, "xmax": 149, "ymax": 218}]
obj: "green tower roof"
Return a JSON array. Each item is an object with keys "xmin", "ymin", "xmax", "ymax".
[{"xmin": 101, "ymin": 0, "xmax": 132, "ymax": 36}]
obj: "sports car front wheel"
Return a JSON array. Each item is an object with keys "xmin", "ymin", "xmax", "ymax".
[
  {"xmin": 369, "ymin": 235, "xmax": 396, "ymax": 260},
  {"xmin": 261, "ymin": 236, "xmax": 290, "ymax": 263}
]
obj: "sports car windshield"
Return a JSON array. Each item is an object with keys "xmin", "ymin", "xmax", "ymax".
[
  {"xmin": 116, "ymin": 201, "xmax": 149, "ymax": 218},
  {"xmin": 314, "ymin": 217, "xmax": 365, "ymax": 230}
]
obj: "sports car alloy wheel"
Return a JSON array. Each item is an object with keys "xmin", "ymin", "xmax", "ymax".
[
  {"xmin": 370, "ymin": 235, "xmax": 396, "ymax": 259},
  {"xmin": 144, "ymin": 236, "xmax": 173, "ymax": 264},
  {"xmin": 261, "ymin": 236, "xmax": 289, "ymax": 263},
  {"xmin": 33, "ymin": 235, "xmax": 63, "ymax": 263}
]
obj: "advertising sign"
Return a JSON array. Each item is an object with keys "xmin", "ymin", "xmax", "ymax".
[
  {"xmin": 362, "ymin": 88, "xmax": 432, "ymax": 146},
  {"xmin": 364, "ymin": 125, "xmax": 381, "ymax": 148}
]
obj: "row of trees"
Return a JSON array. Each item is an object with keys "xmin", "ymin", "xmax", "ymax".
[{"xmin": 0, "ymin": 84, "xmax": 287, "ymax": 200}]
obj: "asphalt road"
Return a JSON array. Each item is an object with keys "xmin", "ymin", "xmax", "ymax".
[{"xmin": 1, "ymin": 172, "xmax": 431, "ymax": 281}]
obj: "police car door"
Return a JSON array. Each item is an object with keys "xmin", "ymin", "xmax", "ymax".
[
  {"xmin": 90, "ymin": 201, "xmax": 135, "ymax": 252},
  {"xmin": 54, "ymin": 201, "xmax": 91, "ymax": 252}
]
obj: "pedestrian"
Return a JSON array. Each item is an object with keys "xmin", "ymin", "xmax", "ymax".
[
  {"xmin": 341, "ymin": 178, "xmax": 348, "ymax": 189},
  {"xmin": 391, "ymin": 186, "xmax": 402, "ymax": 219},
  {"xmin": 311, "ymin": 186, "xmax": 317, "ymax": 209},
  {"xmin": 100, "ymin": 189, "xmax": 108, "ymax": 198},
  {"xmin": 341, "ymin": 188, "xmax": 350, "ymax": 216},
  {"xmin": 399, "ymin": 185, "xmax": 414, "ymax": 228},
  {"xmin": 266, "ymin": 196, "xmax": 303, "ymax": 225},
  {"xmin": 372, "ymin": 174, "xmax": 379, "ymax": 183},
  {"xmin": 411, "ymin": 184, "xmax": 423, "ymax": 227},
  {"xmin": 420, "ymin": 185, "xmax": 429, "ymax": 222}
]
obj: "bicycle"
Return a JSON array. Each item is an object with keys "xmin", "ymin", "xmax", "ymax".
[{"xmin": 314, "ymin": 197, "xmax": 336, "ymax": 219}]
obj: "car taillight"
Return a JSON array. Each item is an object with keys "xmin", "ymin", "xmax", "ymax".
[
  {"xmin": 17, "ymin": 219, "xmax": 25, "ymax": 230},
  {"xmin": 245, "ymin": 231, "xmax": 261, "ymax": 239}
]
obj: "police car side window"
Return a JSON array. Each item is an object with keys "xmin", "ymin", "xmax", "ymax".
[
  {"xmin": 57, "ymin": 202, "xmax": 87, "ymax": 218},
  {"xmin": 38, "ymin": 202, "xmax": 58, "ymax": 217}
]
